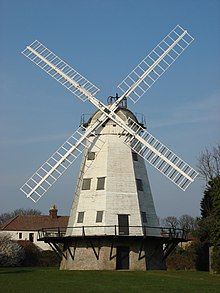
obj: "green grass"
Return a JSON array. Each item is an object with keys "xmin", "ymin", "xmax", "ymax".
[{"xmin": 0, "ymin": 267, "xmax": 219, "ymax": 293}]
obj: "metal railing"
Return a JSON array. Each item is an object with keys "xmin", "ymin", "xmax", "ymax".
[{"xmin": 37, "ymin": 225, "xmax": 187, "ymax": 240}]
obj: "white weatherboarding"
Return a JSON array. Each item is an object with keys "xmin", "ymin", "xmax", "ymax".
[{"xmin": 21, "ymin": 25, "xmax": 198, "ymax": 203}]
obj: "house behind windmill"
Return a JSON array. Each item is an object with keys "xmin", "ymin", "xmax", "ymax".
[{"xmin": 0, "ymin": 206, "xmax": 68, "ymax": 250}]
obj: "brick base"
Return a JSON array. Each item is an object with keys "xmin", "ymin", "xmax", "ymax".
[{"xmin": 60, "ymin": 237, "xmax": 166, "ymax": 270}]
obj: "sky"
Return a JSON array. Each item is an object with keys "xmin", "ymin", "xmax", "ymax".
[{"xmin": 0, "ymin": 0, "xmax": 219, "ymax": 219}]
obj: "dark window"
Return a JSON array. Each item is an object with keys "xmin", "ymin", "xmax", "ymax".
[
  {"xmin": 132, "ymin": 152, "xmax": 138, "ymax": 161},
  {"xmin": 19, "ymin": 232, "xmax": 22, "ymax": 239},
  {"xmin": 97, "ymin": 177, "xmax": 105, "ymax": 190},
  {"xmin": 96, "ymin": 211, "xmax": 104, "ymax": 223},
  {"xmin": 77, "ymin": 212, "xmax": 84, "ymax": 223},
  {"xmin": 29, "ymin": 233, "xmax": 34, "ymax": 242},
  {"xmin": 87, "ymin": 152, "xmax": 95, "ymax": 160},
  {"xmin": 141, "ymin": 212, "xmax": 147, "ymax": 223},
  {"xmin": 82, "ymin": 178, "xmax": 91, "ymax": 190},
  {"xmin": 136, "ymin": 179, "xmax": 143, "ymax": 191}
]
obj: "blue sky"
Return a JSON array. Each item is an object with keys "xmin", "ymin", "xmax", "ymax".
[{"xmin": 0, "ymin": 0, "xmax": 219, "ymax": 219}]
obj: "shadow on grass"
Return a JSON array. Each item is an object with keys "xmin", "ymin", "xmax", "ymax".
[{"xmin": 0, "ymin": 269, "xmax": 33, "ymax": 275}]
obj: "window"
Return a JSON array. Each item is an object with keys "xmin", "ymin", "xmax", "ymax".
[
  {"xmin": 96, "ymin": 211, "xmax": 104, "ymax": 223},
  {"xmin": 19, "ymin": 232, "xmax": 22, "ymax": 239},
  {"xmin": 77, "ymin": 212, "xmax": 85, "ymax": 223},
  {"xmin": 132, "ymin": 152, "xmax": 138, "ymax": 161},
  {"xmin": 29, "ymin": 233, "xmax": 34, "ymax": 242},
  {"xmin": 141, "ymin": 212, "xmax": 147, "ymax": 223},
  {"xmin": 82, "ymin": 178, "xmax": 91, "ymax": 190},
  {"xmin": 97, "ymin": 177, "xmax": 105, "ymax": 190},
  {"xmin": 136, "ymin": 179, "xmax": 143, "ymax": 191},
  {"xmin": 87, "ymin": 152, "xmax": 95, "ymax": 160}
]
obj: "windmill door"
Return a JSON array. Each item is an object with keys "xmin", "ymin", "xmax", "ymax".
[
  {"xmin": 116, "ymin": 246, "xmax": 129, "ymax": 270},
  {"xmin": 118, "ymin": 214, "xmax": 129, "ymax": 235}
]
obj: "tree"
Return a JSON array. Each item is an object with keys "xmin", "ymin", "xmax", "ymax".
[
  {"xmin": 178, "ymin": 214, "xmax": 198, "ymax": 233},
  {"xmin": 208, "ymin": 177, "xmax": 220, "ymax": 273},
  {"xmin": 198, "ymin": 176, "xmax": 220, "ymax": 272},
  {"xmin": 161, "ymin": 214, "xmax": 200, "ymax": 270},
  {"xmin": 197, "ymin": 143, "xmax": 220, "ymax": 273},
  {"xmin": 0, "ymin": 208, "xmax": 41, "ymax": 225},
  {"xmin": 0, "ymin": 233, "xmax": 25, "ymax": 267},
  {"xmin": 162, "ymin": 215, "xmax": 198, "ymax": 235},
  {"xmin": 166, "ymin": 245, "xmax": 197, "ymax": 270},
  {"xmin": 197, "ymin": 143, "xmax": 220, "ymax": 182},
  {"xmin": 162, "ymin": 216, "xmax": 179, "ymax": 229}
]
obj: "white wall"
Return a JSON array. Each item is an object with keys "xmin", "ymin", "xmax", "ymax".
[
  {"xmin": 67, "ymin": 110, "xmax": 160, "ymax": 236},
  {"xmin": 0, "ymin": 230, "xmax": 51, "ymax": 250}
]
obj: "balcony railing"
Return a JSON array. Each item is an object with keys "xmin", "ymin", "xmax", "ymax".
[{"xmin": 37, "ymin": 225, "xmax": 187, "ymax": 240}]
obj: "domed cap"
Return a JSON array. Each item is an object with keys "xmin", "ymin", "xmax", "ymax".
[{"xmin": 86, "ymin": 107, "xmax": 139, "ymax": 127}]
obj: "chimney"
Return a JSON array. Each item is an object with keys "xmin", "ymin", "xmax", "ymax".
[{"xmin": 49, "ymin": 205, "xmax": 58, "ymax": 219}]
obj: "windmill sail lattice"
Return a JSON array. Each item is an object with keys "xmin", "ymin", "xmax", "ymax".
[
  {"xmin": 118, "ymin": 25, "xmax": 194, "ymax": 103},
  {"xmin": 22, "ymin": 40, "xmax": 100, "ymax": 102},
  {"xmin": 122, "ymin": 117, "xmax": 198, "ymax": 190},
  {"xmin": 20, "ymin": 126, "xmax": 104, "ymax": 202}
]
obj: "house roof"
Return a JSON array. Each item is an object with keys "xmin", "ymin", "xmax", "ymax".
[{"xmin": 1, "ymin": 214, "xmax": 69, "ymax": 231}]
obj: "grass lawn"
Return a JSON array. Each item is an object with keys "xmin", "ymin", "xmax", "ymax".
[{"xmin": 0, "ymin": 267, "xmax": 219, "ymax": 292}]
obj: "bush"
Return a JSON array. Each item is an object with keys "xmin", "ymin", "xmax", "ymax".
[
  {"xmin": 0, "ymin": 233, "xmax": 25, "ymax": 267},
  {"xmin": 17, "ymin": 240, "xmax": 61, "ymax": 267},
  {"xmin": 166, "ymin": 245, "xmax": 196, "ymax": 270},
  {"xmin": 0, "ymin": 234, "xmax": 61, "ymax": 267},
  {"xmin": 166, "ymin": 240, "xmax": 213, "ymax": 271},
  {"xmin": 38, "ymin": 250, "xmax": 61, "ymax": 267},
  {"xmin": 17, "ymin": 240, "xmax": 41, "ymax": 266},
  {"xmin": 194, "ymin": 241, "xmax": 209, "ymax": 271}
]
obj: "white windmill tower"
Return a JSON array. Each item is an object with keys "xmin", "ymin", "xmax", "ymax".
[{"xmin": 21, "ymin": 25, "xmax": 198, "ymax": 270}]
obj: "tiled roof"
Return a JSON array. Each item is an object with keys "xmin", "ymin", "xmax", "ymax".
[{"xmin": 1, "ymin": 215, "xmax": 69, "ymax": 231}]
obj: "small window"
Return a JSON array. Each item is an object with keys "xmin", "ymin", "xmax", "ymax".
[
  {"xmin": 141, "ymin": 212, "xmax": 147, "ymax": 223},
  {"xmin": 96, "ymin": 211, "xmax": 104, "ymax": 223},
  {"xmin": 19, "ymin": 232, "xmax": 22, "ymax": 239},
  {"xmin": 29, "ymin": 233, "xmax": 34, "ymax": 242},
  {"xmin": 82, "ymin": 178, "xmax": 91, "ymax": 190},
  {"xmin": 136, "ymin": 179, "xmax": 143, "ymax": 191},
  {"xmin": 97, "ymin": 177, "xmax": 105, "ymax": 190},
  {"xmin": 77, "ymin": 212, "xmax": 84, "ymax": 223},
  {"xmin": 87, "ymin": 152, "xmax": 95, "ymax": 160},
  {"xmin": 132, "ymin": 152, "xmax": 138, "ymax": 161}
]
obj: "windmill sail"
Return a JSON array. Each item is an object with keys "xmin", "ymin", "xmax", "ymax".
[
  {"xmin": 121, "ymin": 117, "xmax": 198, "ymax": 190},
  {"xmin": 22, "ymin": 40, "xmax": 99, "ymax": 101},
  {"xmin": 20, "ymin": 25, "xmax": 198, "ymax": 203},
  {"xmin": 117, "ymin": 25, "xmax": 194, "ymax": 103},
  {"xmin": 20, "ymin": 126, "xmax": 104, "ymax": 202}
]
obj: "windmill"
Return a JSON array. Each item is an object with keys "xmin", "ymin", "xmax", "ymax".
[{"xmin": 21, "ymin": 25, "xmax": 198, "ymax": 270}]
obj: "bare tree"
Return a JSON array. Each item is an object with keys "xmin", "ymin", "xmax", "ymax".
[
  {"xmin": 178, "ymin": 214, "xmax": 198, "ymax": 232},
  {"xmin": 0, "ymin": 208, "xmax": 41, "ymax": 225},
  {"xmin": 162, "ymin": 216, "xmax": 179, "ymax": 229},
  {"xmin": 162, "ymin": 215, "xmax": 198, "ymax": 233},
  {"xmin": 197, "ymin": 143, "xmax": 220, "ymax": 182}
]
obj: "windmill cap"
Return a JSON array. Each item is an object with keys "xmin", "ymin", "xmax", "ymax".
[{"xmin": 87, "ymin": 107, "xmax": 140, "ymax": 126}]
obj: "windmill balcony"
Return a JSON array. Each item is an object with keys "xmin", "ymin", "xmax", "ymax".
[{"xmin": 37, "ymin": 225, "xmax": 187, "ymax": 242}]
